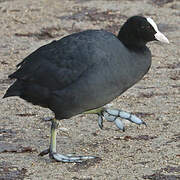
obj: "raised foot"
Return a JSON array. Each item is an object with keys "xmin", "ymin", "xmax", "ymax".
[
  {"xmin": 98, "ymin": 108, "xmax": 147, "ymax": 131},
  {"xmin": 39, "ymin": 148, "xmax": 97, "ymax": 163}
]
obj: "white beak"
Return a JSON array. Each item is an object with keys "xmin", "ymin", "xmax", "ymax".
[
  {"xmin": 155, "ymin": 31, "xmax": 169, "ymax": 43},
  {"xmin": 146, "ymin": 17, "xmax": 169, "ymax": 44}
]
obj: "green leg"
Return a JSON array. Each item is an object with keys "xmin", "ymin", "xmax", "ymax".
[
  {"xmin": 39, "ymin": 118, "xmax": 97, "ymax": 163},
  {"xmin": 83, "ymin": 107, "xmax": 105, "ymax": 115},
  {"xmin": 49, "ymin": 118, "xmax": 58, "ymax": 154}
]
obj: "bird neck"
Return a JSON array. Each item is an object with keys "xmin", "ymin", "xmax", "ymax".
[{"xmin": 117, "ymin": 27, "xmax": 147, "ymax": 52}]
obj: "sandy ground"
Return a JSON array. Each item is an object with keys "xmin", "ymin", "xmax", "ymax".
[{"xmin": 0, "ymin": 0, "xmax": 180, "ymax": 179}]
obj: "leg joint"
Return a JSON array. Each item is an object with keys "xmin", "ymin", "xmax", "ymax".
[{"xmin": 51, "ymin": 119, "xmax": 59, "ymax": 129}]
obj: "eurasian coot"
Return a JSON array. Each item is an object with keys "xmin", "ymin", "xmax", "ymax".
[{"xmin": 3, "ymin": 16, "xmax": 169, "ymax": 162}]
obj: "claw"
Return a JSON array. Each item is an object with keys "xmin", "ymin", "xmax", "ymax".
[
  {"xmin": 115, "ymin": 118, "xmax": 125, "ymax": 131},
  {"xmin": 51, "ymin": 153, "xmax": 97, "ymax": 163},
  {"xmin": 99, "ymin": 108, "xmax": 147, "ymax": 130},
  {"xmin": 38, "ymin": 148, "xmax": 50, "ymax": 156},
  {"xmin": 103, "ymin": 112, "xmax": 117, "ymax": 122},
  {"xmin": 127, "ymin": 114, "xmax": 145, "ymax": 125},
  {"xmin": 118, "ymin": 111, "xmax": 131, "ymax": 119},
  {"xmin": 106, "ymin": 109, "xmax": 119, "ymax": 116},
  {"xmin": 98, "ymin": 116, "xmax": 103, "ymax": 129},
  {"xmin": 142, "ymin": 121, "xmax": 147, "ymax": 127},
  {"xmin": 84, "ymin": 107, "xmax": 146, "ymax": 130},
  {"xmin": 110, "ymin": 110, "xmax": 146, "ymax": 125}
]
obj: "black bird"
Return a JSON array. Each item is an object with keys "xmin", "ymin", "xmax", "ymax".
[{"xmin": 3, "ymin": 16, "xmax": 169, "ymax": 162}]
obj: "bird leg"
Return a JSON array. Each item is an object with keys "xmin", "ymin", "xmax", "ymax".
[
  {"xmin": 84, "ymin": 107, "xmax": 146, "ymax": 131},
  {"xmin": 39, "ymin": 118, "xmax": 97, "ymax": 163}
]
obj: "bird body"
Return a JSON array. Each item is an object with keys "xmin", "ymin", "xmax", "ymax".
[
  {"xmin": 4, "ymin": 30, "xmax": 151, "ymax": 119},
  {"xmin": 3, "ymin": 16, "xmax": 169, "ymax": 162}
]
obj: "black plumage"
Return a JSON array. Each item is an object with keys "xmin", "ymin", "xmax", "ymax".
[
  {"xmin": 4, "ymin": 18, "xmax": 154, "ymax": 119},
  {"xmin": 3, "ymin": 16, "xmax": 169, "ymax": 162}
]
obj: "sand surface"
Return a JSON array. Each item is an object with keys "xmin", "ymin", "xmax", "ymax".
[{"xmin": 0, "ymin": 0, "xmax": 179, "ymax": 179}]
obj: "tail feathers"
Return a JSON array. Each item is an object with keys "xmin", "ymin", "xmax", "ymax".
[
  {"xmin": 3, "ymin": 80, "xmax": 50, "ymax": 108},
  {"xmin": 3, "ymin": 80, "xmax": 22, "ymax": 98}
]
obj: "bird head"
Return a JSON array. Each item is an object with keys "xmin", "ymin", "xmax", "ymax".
[{"xmin": 118, "ymin": 16, "xmax": 169, "ymax": 47}]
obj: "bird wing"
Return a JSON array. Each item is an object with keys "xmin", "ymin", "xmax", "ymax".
[{"xmin": 9, "ymin": 32, "xmax": 103, "ymax": 90}]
